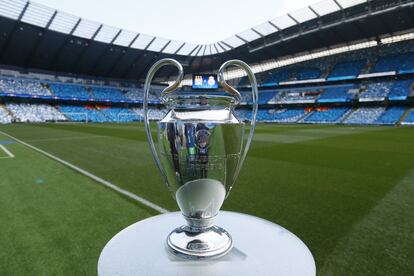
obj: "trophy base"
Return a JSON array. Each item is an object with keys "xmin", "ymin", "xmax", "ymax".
[{"xmin": 167, "ymin": 225, "xmax": 233, "ymax": 259}]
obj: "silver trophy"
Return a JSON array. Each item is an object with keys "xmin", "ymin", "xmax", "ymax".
[{"xmin": 143, "ymin": 58, "xmax": 258, "ymax": 259}]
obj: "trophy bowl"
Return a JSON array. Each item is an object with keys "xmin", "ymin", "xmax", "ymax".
[{"xmin": 143, "ymin": 58, "xmax": 258, "ymax": 259}]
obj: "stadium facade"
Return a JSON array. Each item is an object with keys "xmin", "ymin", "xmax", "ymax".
[{"xmin": 0, "ymin": 0, "xmax": 414, "ymax": 125}]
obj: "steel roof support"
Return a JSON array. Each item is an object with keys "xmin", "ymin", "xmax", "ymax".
[
  {"xmin": 144, "ymin": 37, "xmax": 156, "ymax": 50},
  {"xmin": 70, "ymin": 24, "xmax": 103, "ymax": 71},
  {"xmin": 287, "ymin": 13, "xmax": 300, "ymax": 25},
  {"xmin": 221, "ymin": 41, "xmax": 234, "ymax": 49},
  {"xmin": 173, "ymin": 43, "xmax": 186, "ymax": 55},
  {"xmin": 105, "ymin": 33, "xmax": 140, "ymax": 77},
  {"xmin": 88, "ymin": 29, "xmax": 123, "ymax": 75},
  {"xmin": 49, "ymin": 18, "xmax": 82, "ymax": 69},
  {"xmin": 268, "ymin": 21, "xmax": 281, "ymax": 31},
  {"xmin": 24, "ymin": 10, "xmax": 58, "ymax": 66},
  {"xmin": 159, "ymin": 40, "xmax": 171, "ymax": 53},
  {"xmin": 213, "ymin": 43, "xmax": 220, "ymax": 53},
  {"xmin": 333, "ymin": 0, "xmax": 343, "ymax": 10}
]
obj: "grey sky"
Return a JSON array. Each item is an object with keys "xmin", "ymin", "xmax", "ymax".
[{"xmin": 34, "ymin": 0, "xmax": 317, "ymax": 44}]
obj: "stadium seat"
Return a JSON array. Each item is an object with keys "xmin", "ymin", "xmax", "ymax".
[
  {"xmin": 343, "ymin": 107, "xmax": 386, "ymax": 124},
  {"xmin": 90, "ymin": 87, "xmax": 126, "ymax": 101},
  {"xmin": 6, "ymin": 103, "xmax": 66, "ymax": 123},
  {"xmin": 0, "ymin": 78, "xmax": 51, "ymax": 96},
  {"xmin": 328, "ymin": 60, "xmax": 366, "ymax": 79},
  {"xmin": 303, "ymin": 107, "xmax": 350, "ymax": 123},
  {"xmin": 0, "ymin": 105, "xmax": 12, "ymax": 124},
  {"xmin": 375, "ymin": 106, "xmax": 407, "ymax": 125},
  {"xmin": 50, "ymin": 83, "xmax": 91, "ymax": 99}
]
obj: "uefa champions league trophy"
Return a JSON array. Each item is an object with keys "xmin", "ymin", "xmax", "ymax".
[{"xmin": 143, "ymin": 58, "xmax": 258, "ymax": 259}]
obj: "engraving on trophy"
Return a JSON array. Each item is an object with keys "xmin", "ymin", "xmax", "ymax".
[{"xmin": 144, "ymin": 58, "xmax": 258, "ymax": 259}]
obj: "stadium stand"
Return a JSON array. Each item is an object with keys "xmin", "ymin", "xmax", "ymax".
[
  {"xmin": 0, "ymin": 11, "xmax": 414, "ymax": 126},
  {"xmin": 261, "ymin": 69, "xmax": 291, "ymax": 86},
  {"xmin": 100, "ymin": 107, "xmax": 141, "ymax": 122},
  {"xmin": 59, "ymin": 106, "xmax": 109, "ymax": 122},
  {"xmin": 125, "ymin": 89, "xmax": 144, "ymax": 101},
  {"xmin": 303, "ymin": 107, "xmax": 350, "ymax": 123},
  {"xmin": 343, "ymin": 107, "xmax": 386, "ymax": 124},
  {"xmin": 294, "ymin": 68, "xmax": 322, "ymax": 81},
  {"xmin": 270, "ymin": 88, "xmax": 321, "ymax": 104},
  {"xmin": 0, "ymin": 78, "xmax": 51, "ymax": 96},
  {"xmin": 270, "ymin": 108, "xmax": 307, "ymax": 123},
  {"xmin": 90, "ymin": 87, "xmax": 126, "ymax": 101},
  {"xmin": 328, "ymin": 60, "xmax": 366, "ymax": 79},
  {"xmin": 6, "ymin": 103, "xmax": 66, "ymax": 122},
  {"xmin": 0, "ymin": 105, "xmax": 12, "ymax": 124},
  {"xmin": 388, "ymin": 79, "xmax": 413, "ymax": 100},
  {"xmin": 402, "ymin": 108, "xmax": 414, "ymax": 125},
  {"xmin": 50, "ymin": 83, "xmax": 91, "ymax": 99},
  {"xmin": 359, "ymin": 82, "xmax": 392, "ymax": 101},
  {"xmin": 374, "ymin": 106, "xmax": 407, "ymax": 125},
  {"xmin": 371, "ymin": 52, "xmax": 414, "ymax": 73},
  {"xmin": 317, "ymin": 85, "xmax": 356, "ymax": 103}
]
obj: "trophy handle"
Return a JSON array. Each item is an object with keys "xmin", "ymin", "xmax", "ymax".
[
  {"xmin": 143, "ymin": 58, "xmax": 184, "ymax": 187},
  {"xmin": 218, "ymin": 60, "xmax": 258, "ymax": 192}
]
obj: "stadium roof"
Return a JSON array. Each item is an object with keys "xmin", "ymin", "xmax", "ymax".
[
  {"xmin": 0, "ymin": 0, "xmax": 370, "ymax": 56},
  {"xmin": 0, "ymin": 0, "xmax": 413, "ymax": 81}
]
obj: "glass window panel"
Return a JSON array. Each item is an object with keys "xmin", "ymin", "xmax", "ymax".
[
  {"xmin": 73, "ymin": 19, "xmax": 100, "ymax": 39},
  {"xmin": 21, "ymin": 2, "xmax": 55, "ymax": 28},
  {"xmin": 113, "ymin": 30, "xmax": 137, "ymax": 47},
  {"xmin": 94, "ymin": 25, "xmax": 120, "ymax": 43},
  {"xmin": 0, "ymin": 0, "xmax": 26, "ymax": 20},
  {"xmin": 218, "ymin": 42, "xmax": 231, "ymax": 51},
  {"xmin": 195, "ymin": 45, "xmax": 206, "ymax": 56},
  {"xmin": 190, "ymin": 45, "xmax": 202, "ymax": 56},
  {"xmin": 254, "ymin": 22, "xmax": 278, "ymax": 36},
  {"xmin": 162, "ymin": 40, "xmax": 184, "ymax": 54},
  {"xmin": 177, "ymin": 43, "xmax": 198, "ymax": 55},
  {"xmin": 211, "ymin": 44, "xmax": 218, "ymax": 54},
  {"xmin": 270, "ymin": 15, "xmax": 296, "ymax": 29},
  {"xmin": 131, "ymin": 34, "xmax": 154, "ymax": 49},
  {"xmin": 289, "ymin": 7, "xmax": 317, "ymax": 23},
  {"xmin": 238, "ymin": 29, "xmax": 261, "ymax": 42},
  {"xmin": 205, "ymin": 45, "xmax": 213, "ymax": 55},
  {"xmin": 215, "ymin": 43, "xmax": 224, "ymax": 53},
  {"xmin": 49, "ymin": 12, "xmax": 79, "ymax": 34},
  {"xmin": 147, "ymin": 37, "xmax": 169, "ymax": 52},
  {"xmin": 223, "ymin": 36, "xmax": 244, "ymax": 48},
  {"xmin": 337, "ymin": 0, "xmax": 366, "ymax": 8},
  {"xmin": 311, "ymin": 0, "xmax": 340, "ymax": 16}
]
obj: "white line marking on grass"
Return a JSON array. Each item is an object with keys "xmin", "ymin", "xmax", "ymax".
[
  {"xmin": 0, "ymin": 144, "xmax": 14, "ymax": 159},
  {"xmin": 0, "ymin": 131, "xmax": 169, "ymax": 214},
  {"xmin": 26, "ymin": 135, "xmax": 106, "ymax": 143}
]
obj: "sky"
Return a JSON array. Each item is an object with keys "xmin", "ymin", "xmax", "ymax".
[{"xmin": 33, "ymin": 0, "xmax": 318, "ymax": 44}]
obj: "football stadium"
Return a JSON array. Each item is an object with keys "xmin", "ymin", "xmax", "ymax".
[{"xmin": 1, "ymin": 0, "xmax": 414, "ymax": 275}]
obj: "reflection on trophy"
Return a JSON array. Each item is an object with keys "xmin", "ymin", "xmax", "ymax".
[{"xmin": 143, "ymin": 58, "xmax": 258, "ymax": 258}]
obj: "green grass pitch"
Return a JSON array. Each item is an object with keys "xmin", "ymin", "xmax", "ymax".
[{"xmin": 1, "ymin": 122, "xmax": 414, "ymax": 275}]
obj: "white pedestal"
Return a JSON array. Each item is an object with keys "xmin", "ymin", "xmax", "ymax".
[{"xmin": 98, "ymin": 211, "xmax": 316, "ymax": 276}]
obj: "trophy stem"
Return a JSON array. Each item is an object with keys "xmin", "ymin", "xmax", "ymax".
[
  {"xmin": 184, "ymin": 215, "xmax": 215, "ymax": 232},
  {"xmin": 167, "ymin": 214, "xmax": 233, "ymax": 259}
]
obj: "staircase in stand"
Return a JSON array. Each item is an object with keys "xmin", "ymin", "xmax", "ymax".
[
  {"xmin": 340, "ymin": 108, "xmax": 356, "ymax": 124},
  {"xmin": 0, "ymin": 104, "xmax": 15, "ymax": 120},
  {"xmin": 398, "ymin": 107, "xmax": 412, "ymax": 125},
  {"xmin": 296, "ymin": 110, "xmax": 314, "ymax": 123}
]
